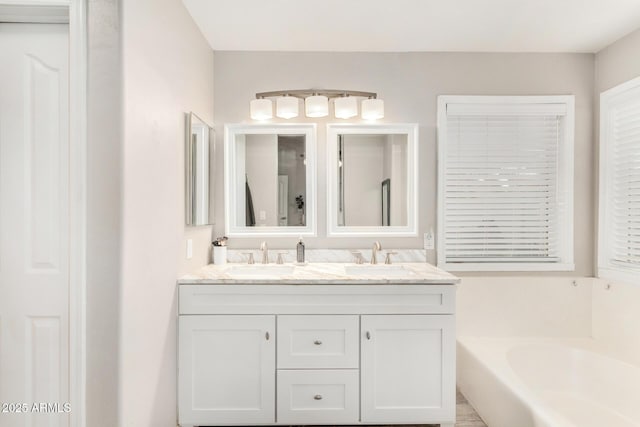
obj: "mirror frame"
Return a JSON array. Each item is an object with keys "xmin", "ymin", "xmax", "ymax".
[
  {"xmin": 185, "ymin": 112, "xmax": 215, "ymax": 226},
  {"xmin": 326, "ymin": 123, "xmax": 419, "ymax": 237},
  {"xmin": 224, "ymin": 123, "xmax": 317, "ymax": 237}
]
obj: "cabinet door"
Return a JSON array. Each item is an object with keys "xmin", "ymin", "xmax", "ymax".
[
  {"xmin": 361, "ymin": 315, "xmax": 455, "ymax": 424},
  {"xmin": 178, "ymin": 315, "xmax": 275, "ymax": 426}
]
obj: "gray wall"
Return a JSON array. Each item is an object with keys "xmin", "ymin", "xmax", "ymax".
[
  {"xmin": 593, "ymin": 28, "xmax": 640, "ymax": 270},
  {"xmin": 213, "ymin": 52, "xmax": 595, "ymax": 276},
  {"xmin": 120, "ymin": 0, "xmax": 214, "ymax": 425},
  {"xmin": 595, "ymin": 27, "xmax": 640, "ymax": 93},
  {"xmin": 86, "ymin": 0, "xmax": 121, "ymax": 426}
]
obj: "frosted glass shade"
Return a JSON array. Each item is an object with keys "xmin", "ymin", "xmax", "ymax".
[
  {"xmin": 276, "ymin": 96, "xmax": 299, "ymax": 119},
  {"xmin": 361, "ymin": 98, "xmax": 384, "ymax": 120},
  {"xmin": 305, "ymin": 95, "xmax": 329, "ymax": 118},
  {"xmin": 334, "ymin": 96, "xmax": 358, "ymax": 119},
  {"xmin": 250, "ymin": 98, "xmax": 273, "ymax": 120}
]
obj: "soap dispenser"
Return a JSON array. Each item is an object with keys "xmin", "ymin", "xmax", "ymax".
[{"xmin": 296, "ymin": 237, "xmax": 305, "ymax": 264}]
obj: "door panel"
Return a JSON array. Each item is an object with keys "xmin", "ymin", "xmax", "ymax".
[
  {"xmin": 0, "ymin": 23, "xmax": 69, "ymax": 427},
  {"xmin": 178, "ymin": 315, "xmax": 275, "ymax": 426},
  {"xmin": 361, "ymin": 315, "xmax": 455, "ymax": 424}
]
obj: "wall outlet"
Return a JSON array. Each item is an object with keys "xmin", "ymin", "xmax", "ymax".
[
  {"xmin": 424, "ymin": 229, "xmax": 435, "ymax": 250},
  {"xmin": 259, "ymin": 210, "xmax": 267, "ymax": 221},
  {"xmin": 186, "ymin": 239, "xmax": 193, "ymax": 259}
]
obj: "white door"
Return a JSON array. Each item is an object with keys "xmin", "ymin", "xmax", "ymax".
[
  {"xmin": 178, "ymin": 315, "xmax": 275, "ymax": 426},
  {"xmin": 361, "ymin": 315, "xmax": 456, "ymax": 424},
  {"xmin": 0, "ymin": 23, "xmax": 70, "ymax": 427}
]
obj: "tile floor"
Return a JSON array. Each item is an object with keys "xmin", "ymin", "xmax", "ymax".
[
  {"xmin": 288, "ymin": 389, "xmax": 488, "ymax": 427},
  {"xmin": 449, "ymin": 389, "xmax": 487, "ymax": 427}
]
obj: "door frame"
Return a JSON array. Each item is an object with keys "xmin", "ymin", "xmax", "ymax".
[{"xmin": 0, "ymin": 2, "xmax": 88, "ymax": 427}]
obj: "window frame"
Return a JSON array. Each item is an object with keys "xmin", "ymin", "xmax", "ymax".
[
  {"xmin": 598, "ymin": 76, "xmax": 640, "ymax": 285},
  {"xmin": 437, "ymin": 95, "xmax": 575, "ymax": 272}
]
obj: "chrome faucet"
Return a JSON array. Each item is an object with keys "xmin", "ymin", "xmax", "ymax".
[
  {"xmin": 260, "ymin": 241, "xmax": 269, "ymax": 264},
  {"xmin": 242, "ymin": 252, "xmax": 255, "ymax": 264},
  {"xmin": 371, "ymin": 241, "xmax": 382, "ymax": 264},
  {"xmin": 351, "ymin": 250, "xmax": 366, "ymax": 264},
  {"xmin": 276, "ymin": 252, "xmax": 287, "ymax": 264},
  {"xmin": 384, "ymin": 251, "xmax": 398, "ymax": 265}
]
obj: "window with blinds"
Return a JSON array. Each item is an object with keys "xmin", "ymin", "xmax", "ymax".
[
  {"xmin": 437, "ymin": 96, "xmax": 575, "ymax": 271},
  {"xmin": 599, "ymin": 78, "xmax": 640, "ymax": 284}
]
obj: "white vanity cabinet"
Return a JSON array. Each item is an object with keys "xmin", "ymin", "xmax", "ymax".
[
  {"xmin": 178, "ymin": 315, "xmax": 275, "ymax": 426},
  {"xmin": 178, "ymin": 283, "xmax": 456, "ymax": 427},
  {"xmin": 361, "ymin": 315, "xmax": 456, "ymax": 423}
]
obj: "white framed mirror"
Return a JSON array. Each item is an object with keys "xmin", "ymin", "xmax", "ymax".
[
  {"xmin": 224, "ymin": 123, "xmax": 317, "ymax": 237},
  {"xmin": 327, "ymin": 123, "xmax": 418, "ymax": 237},
  {"xmin": 186, "ymin": 112, "xmax": 215, "ymax": 226}
]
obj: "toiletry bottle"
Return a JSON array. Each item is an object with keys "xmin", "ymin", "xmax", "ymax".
[{"xmin": 296, "ymin": 237, "xmax": 305, "ymax": 263}]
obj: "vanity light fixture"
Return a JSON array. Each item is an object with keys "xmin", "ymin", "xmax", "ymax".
[
  {"xmin": 250, "ymin": 89, "xmax": 384, "ymax": 120},
  {"xmin": 305, "ymin": 94, "xmax": 329, "ymax": 117},
  {"xmin": 276, "ymin": 95, "xmax": 299, "ymax": 119},
  {"xmin": 334, "ymin": 96, "xmax": 358, "ymax": 119},
  {"xmin": 361, "ymin": 98, "xmax": 385, "ymax": 120},
  {"xmin": 250, "ymin": 98, "xmax": 273, "ymax": 120}
]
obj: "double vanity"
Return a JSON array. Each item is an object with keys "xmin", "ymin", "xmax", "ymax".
[
  {"xmin": 177, "ymin": 262, "xmax": 459, "ymax": 427},
  {"xmin": 181, "ymin": 120, "xmax": 457, "ymax": 426}
]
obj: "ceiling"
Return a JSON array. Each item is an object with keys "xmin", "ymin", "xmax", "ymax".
[{"xmin": 182, "ymin": 0, "xmax": 640, "ymax": 53}]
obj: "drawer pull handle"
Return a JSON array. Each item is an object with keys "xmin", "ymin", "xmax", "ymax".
[
  {"xmin": 265, "ymin": 331, "xmax": 270, "ymax": 340},
  {"xmin": 313, "ymin": 340, "xmax": 322, "ymax": 345},
  {"xmin": 366, "ymin": 331, "xmax": 371, "ymax": 340},
  {"xmin": 314, "ymin": 394, "xmax": 323, "ymax": 400}
]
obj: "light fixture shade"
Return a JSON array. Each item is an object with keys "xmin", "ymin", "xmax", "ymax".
[
  {"xmin": 276, "ymin": 96, "xmax": 299, "ymax": 119},
  {"xmin": 305, "ymin": 95, "xmax": 329, "ymax": 118},
  {"xmin": 361, "ymin": 98, "xmax": 384, "ymax": 120},
  {"xmin": 334, "ymin": 96, "xmax": 358, "ymax": 119},
  {"xmin": 250, "ymin": 98, "xmax": 273, "ymax": 120}
]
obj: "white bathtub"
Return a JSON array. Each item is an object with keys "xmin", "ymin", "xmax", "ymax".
[{"xmin": 457, "ymin": 337, "xmax": 640, "ymax": 427}]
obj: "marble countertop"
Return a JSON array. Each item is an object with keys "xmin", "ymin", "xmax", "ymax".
[{"xmin": 178, "ymin": 262, "xmax": 460, "ymax": 285}]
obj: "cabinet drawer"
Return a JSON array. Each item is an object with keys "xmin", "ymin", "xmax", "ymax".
[
  {"xmin": 277, "ymin": 315, "xmax": 358, "ymax": 369},
  {"xmin": 277, "ymin": 369, "xmax": 359, "ymax": 424},
  {"xmin": 179, "ymin": 285, "xmax": 456, "ymax": 314}
]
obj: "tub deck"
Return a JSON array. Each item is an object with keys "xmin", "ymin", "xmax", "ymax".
[{"xmin": 458, "ymin": 337, "xmax": 640, "ymax": 427}]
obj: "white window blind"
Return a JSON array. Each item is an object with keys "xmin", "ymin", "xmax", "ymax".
[
  {"xmin": 599, "ymin": 78, "xmax": 640, "ymax": 283},
  {"xmin": 437, "ymin": 96, "xmax": 575, "ymax": 271}
]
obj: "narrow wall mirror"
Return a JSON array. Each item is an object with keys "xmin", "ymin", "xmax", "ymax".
[
  {"xmin": 186, "ymin": 112, "xmax": 215, "ymax": 226},
  {"xmin": 327, "ymin": 123, "xmax": 418, "ymax": 236},
  {"xmin": 224, "ymin": 124, "xmax": 316, "ymax": 236}
]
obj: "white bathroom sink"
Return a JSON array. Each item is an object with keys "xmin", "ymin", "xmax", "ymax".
[
  {"xmin": 344, "ymin": 265, "xmax": 415, "ymax": 277},
  {"xmin": 227, "ymin": 265, "xmax": 295, "ymax": 278}
]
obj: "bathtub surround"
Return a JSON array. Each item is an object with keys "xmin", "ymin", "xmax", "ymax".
[
  {"xmin": 456, "ymin": 277, "xmax": 593, "ymax": 338},
  {"xmin": 458, "ymin": 337, "xmax": 640, "ymax": 427},
  {"xmin": 457, "ymin": 277, "xmax": 640, "ymax": 365},
  {"xmin": 457, "ymin": 277, "xmax": 640, "ymax": 426},
  {"xmin": 592, "ymin": 279, "xmax": 640, "ymax": 367}
]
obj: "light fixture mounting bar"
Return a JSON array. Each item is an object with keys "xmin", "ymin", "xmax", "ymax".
[{"xmin": 255, "ymin": 89, "xmax": 377, "ymax": 100}]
